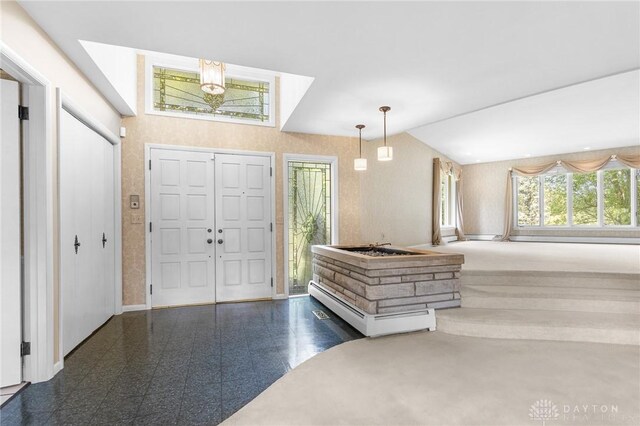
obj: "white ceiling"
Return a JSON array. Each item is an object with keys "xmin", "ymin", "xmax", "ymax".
[
  {"xmin": 18, "ymin": 1, "xmax": 640, "ymax": 162},
  {"xmin": 409, "ymin": 70, "xmax": 640, "ymax": 164}
]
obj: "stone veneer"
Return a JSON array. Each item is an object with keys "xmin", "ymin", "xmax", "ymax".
[{"xmin": 312, "ymin": 245, "xmax": 464, "ymax": 315}]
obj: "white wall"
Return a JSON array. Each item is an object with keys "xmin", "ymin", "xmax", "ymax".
[
  {"xmin": 279, "ymin": 72, "xmax": 314, "ymax": 131},
  {"xmin": 81, "ymin": 40, "xmax": 137, "ymax": 116}
]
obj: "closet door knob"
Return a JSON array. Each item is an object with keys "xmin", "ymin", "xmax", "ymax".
[
  {"xmin": 217, "ymin": 239, "xmax": 224, "ymax": 244},
  {"xmin": 207, "ymin": 239, "xmax": 213, "ymax": 244},
  {"xmin": 74, "ymin": 235, "xmax": 81, "ymax": 254},
  {"xmin": 102, "ymin": 232, "xmax": 108, "ymax": 248}
]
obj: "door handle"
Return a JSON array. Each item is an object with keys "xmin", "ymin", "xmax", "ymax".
[
  {"xmin": 207, "ymin": 239, "xmax": 213, "ymax": 244},
  {"xmin": 217, "ymin": 239, "xmax": 224, "ymax": 244},
  {"xmin": 102, "ymin": 232, "xmax": 108, "ymax": 248},
  {"xmin": 74, "ymin": 235, "xmax": 81, "ymax": 254}
]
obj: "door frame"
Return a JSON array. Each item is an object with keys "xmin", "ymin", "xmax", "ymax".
[
  {"xmin": 144, "ymin": 143, "xmax": 277, "ymax": 309},
  {"xmin": 1, "ymin": 42, "xmax": 54, "ymax": 383},
  {"xmin": 58, "ymin": 91, "xmax": 122, "ymax": 360},
  {"xmin": 282, "ymin": 154, "xmax": 339, "ymax": 298}
]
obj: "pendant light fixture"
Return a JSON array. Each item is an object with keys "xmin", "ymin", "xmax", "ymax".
[
  {"xmin": 377, "ymin": 106, "xmax": 393, "ymax": 161},
  {"xmin": 354, "ymin": 124, "xmax": 367, "ymax": 171},
  {"xmin": 199, "ymin": 59, "xmax": 226, "ymax": 95}
]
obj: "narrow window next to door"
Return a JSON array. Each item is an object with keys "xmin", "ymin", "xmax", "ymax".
[{"xmin": 287, "ymin": 162, "xmax": 332, "ymax": 295}]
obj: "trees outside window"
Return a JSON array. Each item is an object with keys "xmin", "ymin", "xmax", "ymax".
[
  {"xmin": 517, "ymin": 176, "xmax": 539, "ymax": 226},
  {"xmin": 516, "ymin": 166, "xmax": 638, "ymax": 228},
  {"xmin": 572, "ymin": 172, "xmax": 598, "ymax": 225},
  {"xmin": 544, "ymin": 174, "xmax": 567, "ymax": 226},
  {"xmin": 603, "ymin": 169, "xmax": 631, "ymax": 225}
]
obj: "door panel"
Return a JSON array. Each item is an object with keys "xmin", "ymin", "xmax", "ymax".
[
  {"xmin": 60, "ymin": 110, "xmax": 115, "ymax": 356},
  {"xmin": 1, "ymin": 79, "xmax": 22, "ymax": 386},
  {"xmin": 150, "ymin": 149, "xmax": 215, "ymax": 307},
  {"xmin": 215, "ymin": 154, "xmax": 272, "ymax": 302}
]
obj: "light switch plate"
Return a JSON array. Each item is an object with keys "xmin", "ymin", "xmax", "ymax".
[{"xmin": 130, "ymin": 195, "xmax": 140, "ymax": 209}]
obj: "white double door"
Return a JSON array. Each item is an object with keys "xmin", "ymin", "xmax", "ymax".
[
  {"xmin": 150, "ymin": 149, "xmax": 272, "ymax": 307},
  {"xmin": 60, "ymin": 109, "xmax": 115, "ymax": 356}
]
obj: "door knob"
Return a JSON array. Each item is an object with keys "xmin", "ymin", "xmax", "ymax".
[
  {"xmin": 74, "ymin": 235, "xmax": 81, "ymax": 254},
  {"xmin": 207, "ymin": 239, "xmax": 213, "ymax": 244},
  {"xmin": 217, "ymin": 239, "xmax": 224, "ymax": 244}
]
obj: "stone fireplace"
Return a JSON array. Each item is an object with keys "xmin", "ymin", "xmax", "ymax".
[{"xmin": 311, "ymin": 245, "xmax": 464, "ymax": 316}]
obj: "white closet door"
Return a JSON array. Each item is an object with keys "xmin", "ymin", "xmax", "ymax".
[
  {"xmin": 87, "ymin": 131, "xmax": 105, "ymax": 336},
  {"xmin": 60, "ymin": 109, "xmax": 84, "ymax": 354},
  {"xmin": 60, "ymin": 110, "xmax": 115, "ymax": 355},
  {"xmin": 1, "ymin": 79, "xmax": 22, "ymax": 387}
]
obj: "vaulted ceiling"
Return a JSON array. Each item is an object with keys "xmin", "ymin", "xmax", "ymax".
[{"xmin": 19, "ymin": 1, "xmax": 640, "ymax": 163}]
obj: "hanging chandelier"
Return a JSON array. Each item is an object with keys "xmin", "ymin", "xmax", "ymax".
[
  {"xmin": 199, "ymin": 59, "xmax": 226, "ymax": 95},
  {"xmin": 354, "ymin": 124, "xmax": 367, "ymax": 171},
  {"xmin": 378, "ymin": 106, "xmax": 393, "ymax": 161}
]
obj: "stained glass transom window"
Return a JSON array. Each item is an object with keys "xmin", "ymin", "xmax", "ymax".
[{"xmin": 152, "ymin": 66, "xmax": 271, "ymax": 124}]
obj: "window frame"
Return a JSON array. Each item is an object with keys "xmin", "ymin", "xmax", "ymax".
[
  {"xmin": 513, "ymin": 162, "xmax": 639, "ymax": 229},
  {"xmin": 145, "ymin": 55, "xmax": 276, "ymax": 128}
]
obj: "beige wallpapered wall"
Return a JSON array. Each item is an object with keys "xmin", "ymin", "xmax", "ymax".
[
  {"xmin": 462, "ymin": 145, "xmax": 640, "ymax": 238},
  {"xmin": 121, "ymin": 56, "xmax": 362, "ymax": 305},
  {"xmin": 359, "ymin": 132, "xmax": 458, "ymax": 246}
]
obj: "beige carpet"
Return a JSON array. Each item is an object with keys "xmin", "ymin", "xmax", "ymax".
[
  {"xmin": 225, "ymin": 332, "xmax": 640, "ymax": 425},
  {"xmin": 415, "ymin": 241, "xmax": 640, "ymax": 274}
]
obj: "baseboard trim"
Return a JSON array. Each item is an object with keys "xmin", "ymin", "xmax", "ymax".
[
  {"xmin": 509, "ymin": 235, "xmax": 640, "ymax": 244},
  {"xmin": 53, "ymin": 361, "xmax": 63, "ymax": 375},
  {"xmin": 121, "ymin": 304, "xmax": 148, "ymax": 312},
  {"xmin": 465, "ymin": 234, "xmax": 497, "ymax": 241},
  {"xmin": 272, "ymin": 294, "xmax": 288, "ymax": 300}
]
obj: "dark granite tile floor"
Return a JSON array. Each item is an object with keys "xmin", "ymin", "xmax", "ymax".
[{"xmin": 0, "ymin": 296, "xmax": 362, "ymax": 425}]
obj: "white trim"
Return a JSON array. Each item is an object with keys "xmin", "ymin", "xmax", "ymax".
[
  {"xmin": 144, "ymin": 143, "xmax": 278, "ymax": 307},
  {"xmin": 464, "ymin": 234, "xmax": 497, "ymax": 241},
  {"xmin": 144, "ymin": 145, "xmax": 152, "ymax": 310},
  {"xmin": 271, "ymin": 294, "xmax": 288, "ymax": 300},
  {"xmin": 441, "ymin": 235, "xmax": 458, "ymax": 244},
  {"xmin": 509, "ymin": 235, "xmax": 640, "ymax": 244},
  {"xmin": 144, "ymin": 55, "xmax": 276, "ymax": 128},
  {"xmin": 53, "ymin": 361, "xmax": 63, "ymax": 376},
  {"xmin": 309, "ymin": 281, "xmax": 436, "ymax": 337},
  {"xmin": 121, "ymin": 304, "xmax": 148, "ymax": 312},
  {"xmin": 114, "ymin": 144, "xmax": 123, "ymax": 314},
  {"xmin": 282, "ymin": 154, "xmax": 339, "ymax": 297},
  {"xmin": 54, "ymin": 91, "xmax": 64, "ymax": 375},
  {"xmin": 1, "ymin": 42, "xmax": 55, "ymax": 383},
  {"xmin": 632, "ymin": 169, "xmax": 638, "ymax": 228},
  {"xmin": 60, "ymin": 94, "xmax": 120, "ymax": 146}
]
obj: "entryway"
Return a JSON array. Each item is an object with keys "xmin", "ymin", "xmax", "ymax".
[{"xmin": 147, "ymin": 146, "xmax": 274, "ymax": 307}]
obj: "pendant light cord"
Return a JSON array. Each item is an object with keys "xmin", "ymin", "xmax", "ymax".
[{"xmin": 383, "ymin": 110, "xmax": 387, "ymax": 147}]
